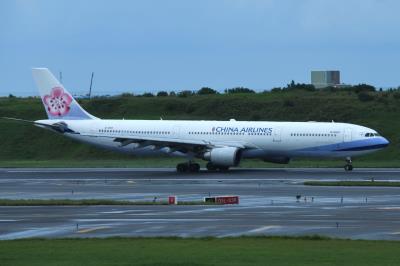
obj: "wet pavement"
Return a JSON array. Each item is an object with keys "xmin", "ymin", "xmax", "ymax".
[{"xmin": 1, "ymin": 168, "xmax": 400, "ymax": 240}]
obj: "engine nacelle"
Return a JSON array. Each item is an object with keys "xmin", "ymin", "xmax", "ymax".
[
  {"xmin": 263, "ymin": 156, "xmax": 290, "ymax": 164},
  {"xmin": 203, "ymin": 147, "xmax": 242, "ymax": 166}
]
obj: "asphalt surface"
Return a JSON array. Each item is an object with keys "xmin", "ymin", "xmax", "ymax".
[{"xmin": 1, "ymin": 168, "xmax": 400, "ymax": 240}]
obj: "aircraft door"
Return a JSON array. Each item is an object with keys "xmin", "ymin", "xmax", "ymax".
[
  {"xmin": 172, "ymin": 125, "xmax": 181, "ymax": 138},
  {"xmin": 273, "ymin": 128, "xmax": 282, "ymax": 142},
  {"xmin": 343, "ymin": 128, "xmax": 352, "ymax": 142}
]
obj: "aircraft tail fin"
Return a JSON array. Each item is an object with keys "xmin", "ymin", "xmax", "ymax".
[{"xmin": 32, "ymin": 68, "xmax": 98, "ymax": 120}]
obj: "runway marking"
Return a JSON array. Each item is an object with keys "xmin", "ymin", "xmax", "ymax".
[
  {"xmin": 77, "ymin": 226, "xmax": 109, "ymax": 234},
  {"xmin": 100, "ymin": 210, "xmax": 141, "ymax": 214},
  {"xmin": 247, "ymin": 225, "xmax": 281, "ymax": 233},
  {"xmin": 377, "ymin": 207, "xmax": 400, "ymax": 210},
  {"xmin": 75, "ymin": 218, "xmax": 222, "ymax": 222},
  {"xmin": 0, "ymin": 226, "xmax": 72, "ymax": 240}
]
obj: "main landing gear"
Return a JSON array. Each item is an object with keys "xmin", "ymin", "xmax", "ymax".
[
  {"xmin": 206, "ymin": 162, "xmax": 229, "ymax": 172},
  {"xmin": 176, "ymin": 162, "xmax": 231, "ymax": 173},
  {"xmin": 344, "ymin": 157, "xmax": 353, "ymax": 171},
  {"xmin": 176, "ymin": 162, "xmax": 200, "ymax": 173}
]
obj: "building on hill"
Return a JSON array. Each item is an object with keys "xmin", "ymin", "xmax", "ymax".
[{"xmin": 311, "ymin": 70, "xmax": 340, "ymax": 89}]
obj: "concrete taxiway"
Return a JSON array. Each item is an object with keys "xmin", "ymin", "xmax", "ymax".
[{"xmin": 1, "ymin": 168, "xmax": 400, "ymax": 240}]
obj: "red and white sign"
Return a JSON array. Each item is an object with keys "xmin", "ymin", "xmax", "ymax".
[
  {"xmin": 215, "ymin": 196, "xmax": 239, "ymax": 205},
  {"xmin": 168, "ymin": 196, "xmax": 177, "ymax": 205}
]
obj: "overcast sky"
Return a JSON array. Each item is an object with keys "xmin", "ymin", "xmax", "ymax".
[{"xmin": 1, "ymin": 0, "xmax": 400, "ymax": 96}]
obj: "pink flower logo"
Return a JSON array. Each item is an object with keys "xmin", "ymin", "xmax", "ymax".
[{"xmin": 43, "ymin": 87, "xmax": 73, "ymax": 117}]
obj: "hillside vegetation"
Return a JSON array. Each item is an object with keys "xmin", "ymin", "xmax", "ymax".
[{"xmin": 0, "ymin": 88, "xmax": 399, "ymax": 167}]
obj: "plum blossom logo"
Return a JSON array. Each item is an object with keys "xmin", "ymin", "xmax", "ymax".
[{"xmin": 43, "ymin": 87, "xmax": 73, "ymax": 116}]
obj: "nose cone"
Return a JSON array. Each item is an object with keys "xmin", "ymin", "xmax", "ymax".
[
  {"xmin": 374, "ymin": 136, "xmax": 389, "ymax": 149},
  {"xmin": 381, "ymin": 137, "xmax": 390, "ymax": 147},
  {"xmin": 364, "ymin": 136, "xmax": 389, "ymax": 151}
]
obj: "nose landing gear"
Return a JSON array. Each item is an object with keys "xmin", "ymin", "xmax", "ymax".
[{"xmin": 344, "ymin": 157, "xmax": 353, "ymax": 171}]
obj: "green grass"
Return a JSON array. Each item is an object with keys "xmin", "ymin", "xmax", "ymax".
[
  {"xmin": 0, "ymin": 199, "xmax": 216, "ymax": 206},
  {"xmin": 0, "ymin": 237, "xmax": 400, "ymax": 266},
  {"xmin": 304, "ymin": 180, "xmax": 400, "ymax": 187},
  {"xmin": 1, "ymin": 90, "xmax": 399, "ymax": 167}
]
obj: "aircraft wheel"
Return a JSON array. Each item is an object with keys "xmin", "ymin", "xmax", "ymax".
[
  {"xmin": 344, "ymin": 164, "xmax": 353, "ymax": 171},
  {"xmin": 206, "ymin": 162, "xmax": 217, "ymax": 171},
  {"xmin": 344, "ymin": 157, "xmax": 353, "ymax": 171},
  {"xmin": 189, "ymin": 163, "xmax": 200, "ymax": 173},
  {"xmin": 176, "ymin": 163, "xmax": 188, "ymax": 173},
  {"xmin": 217, "ymin": 166, "xmax": 230, "ymax": 172}
]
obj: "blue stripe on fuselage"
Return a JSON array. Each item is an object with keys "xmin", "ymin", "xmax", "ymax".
[
  {"xmin": 335, "ymin": 143, "xmax": 388, "ymax": 151},
  {"xmin": 295, "ymin": 137, "xmax": 389, "ymax": 153}
]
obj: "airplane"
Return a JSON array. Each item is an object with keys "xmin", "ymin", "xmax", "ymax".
[{"xmin": 4, "ymin": 68, "xmax": 390, "ymax": 172}]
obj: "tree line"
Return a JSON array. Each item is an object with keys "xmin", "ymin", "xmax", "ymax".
[
  {"xmin": 7, "ymin": 81, "xmax": 400, "ymax": 100},
  {"xmin": 116, "ymin": 81, "xmax": 400, "ymax": 99}
]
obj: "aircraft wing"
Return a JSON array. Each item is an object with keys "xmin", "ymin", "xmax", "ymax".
[{"xmin": 79, "ymin": 132, "xmax": 255, "ymax": 155}]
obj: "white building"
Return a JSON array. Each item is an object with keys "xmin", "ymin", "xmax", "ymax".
[{"xmin": 311, "ymin": 70, "xmax": 340, "ymax": 89}]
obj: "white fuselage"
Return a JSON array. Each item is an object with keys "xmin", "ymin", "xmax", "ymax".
[{"xmin": 36, "ymin": 119, "xmax": 389, "ymax": 161}]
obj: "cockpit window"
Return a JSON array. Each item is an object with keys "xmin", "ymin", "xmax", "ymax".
[{"xmin": 365, "ymin": 132, "xmax": 380, "ymax": 137}]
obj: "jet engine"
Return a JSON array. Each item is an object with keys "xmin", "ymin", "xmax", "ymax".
[{"xmin": 203, "ymin": 147, "xmax": 242, "ymax": 166}]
